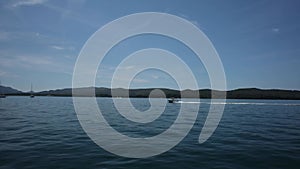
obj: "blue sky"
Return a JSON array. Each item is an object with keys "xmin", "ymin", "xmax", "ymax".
[{"xmin": 0, "ymin": 0, "xmax": 299, "ymax": 91}]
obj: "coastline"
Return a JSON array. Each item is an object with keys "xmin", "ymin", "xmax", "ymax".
[{"xmin": 2, "ymin": 87, "xmax": 300, "ymax": 100}]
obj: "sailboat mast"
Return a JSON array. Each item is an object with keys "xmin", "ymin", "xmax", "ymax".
[{"xmin": 30, "ymin": 83, "xmax": 35, "ymax": 98}]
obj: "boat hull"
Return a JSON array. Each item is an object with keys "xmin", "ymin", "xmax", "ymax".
[{"xmin": 168, "ymin": 99, "xmax": 180, "ymax": 103}]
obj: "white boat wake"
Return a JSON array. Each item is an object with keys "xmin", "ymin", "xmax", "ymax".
[{"xmin": 175, "ymin": 101, "xmax": 300, "ymax": 106}]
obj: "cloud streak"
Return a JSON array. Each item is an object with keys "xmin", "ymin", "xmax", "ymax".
[
  {"xmin": 51, "ymin": 45, "xmax": 64, "ymax": 50},
  {"xmin": 16, "ymin": 55, "xmax": 52, "ymax": 65},
  {"xmin": 272, "ymin": 28, "xmax": 280, "ymax": 33},
  {"xmin": 11, "ymin": 0, "xmax": 47, "ymax": 8},
  {"xmin": 0, "ymin": 54, "xmax": 73, "ymax": 77}
]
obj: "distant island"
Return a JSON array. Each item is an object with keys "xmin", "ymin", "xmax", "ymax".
[{"xmin": 1, "ymin": 85, "xmax": 300, "ymax": 100}]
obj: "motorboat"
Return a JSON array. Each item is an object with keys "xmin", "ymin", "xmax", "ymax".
[{"xmin": 168, "ymin": 98, "xmax": 180, "ymax": 103}]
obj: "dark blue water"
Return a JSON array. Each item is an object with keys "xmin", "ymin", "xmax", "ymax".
[{"xmin": 0, "ymin": 97, "xmax": 299, "ymax": 169}]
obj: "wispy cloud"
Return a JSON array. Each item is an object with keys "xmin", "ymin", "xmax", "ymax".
[
  {"xmin": 41, "ymin": 1, "xmax": 99, "ymax": 29},
  {"xmin": 0, "ymin": 55, "xmax": 53, "ymax": 78},
  {"xmin": 50, "ymin": 45, "xmax": 76, "ymax": 52},
  {"xmin": 16, "ymin": 55, "xmax": 53, "ymax": 65},
  {"xmin": 0, "ymin": 30, "xmax": 42, "ymax": 42},
  {"xmin": 152, "ymin": 75, "xmax": 159, "ymax": 79},
  {"xmin": 178, "ymin": 13, "xmax": 204, "ymax": 30},
  {"xmin": 122, "ymin": 66, "xmax": 135, "ymax": 70},
  {"xmin": 271, "ymin": 28, "xmax": 280, "ymax": 33},
  {"xmin": 0, "ymin": 54, "xmax": 73, "ymax": 76},
  {"xmin": 109, "ymin": 76, "xmax": 149, "ymax": 88},
  {"xmin": 132, "ymin": 78, "xmax": 148, "ymax": 83},
  {"xmin": 51, "ymin": 45, "xmax": 64, "ymax": 50},
  {"xmin": 0, "ymin": 69, "xmax": 19, "ymax": 78},
  {"xmin": 11, "ymin": 0, "xmax": 47, "ymax": 8}
]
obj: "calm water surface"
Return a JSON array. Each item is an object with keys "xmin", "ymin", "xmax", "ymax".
[{"xmin": 0, "ymin": 97, "xmax": 299, "ymax": 169}]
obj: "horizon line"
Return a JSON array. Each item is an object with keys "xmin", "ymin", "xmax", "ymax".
[{"xmin": 1, "ymin": 85, "xmax": 300, "ymax": 93}]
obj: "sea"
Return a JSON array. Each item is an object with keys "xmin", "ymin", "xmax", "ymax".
[{"xmin": 0, "ymin": 97, "xmax": 299, "ymax": 169}]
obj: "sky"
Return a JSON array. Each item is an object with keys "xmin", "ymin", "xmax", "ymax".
[{"xmin": 0, "ymin": 0, "xmax": 299, "ymax": 92}]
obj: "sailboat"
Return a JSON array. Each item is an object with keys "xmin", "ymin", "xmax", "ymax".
[
  {"xmin": 30, "ymin": 83, "xmax": 35, "ymax": 98},
  {"xmin": 0, "ymin": 80, "xmax": 6, "ymax": 98}
]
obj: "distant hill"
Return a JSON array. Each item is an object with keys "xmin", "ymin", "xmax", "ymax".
[
  {"xmin": 37, "ymin": 87, "xmax": 179, "ymax": 97},
  {"xmin": 0, "ymin": 85, "xmax": 23, "ymax": 94},
  {"xmin": 35, "ymin": 87, "xmax": 300, "ymax": 100},
  {"xmin": 1, "ymin": 85, "xmax": 299, "ymax": 99},
  {"xmin": 227, "ymin": 88, "xmax": 300, "ymax": 100}
]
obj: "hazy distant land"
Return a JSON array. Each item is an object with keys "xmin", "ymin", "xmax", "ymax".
[{"xmin": 1, "ymin": 86, "xmax": 300, "ymax": 100}]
